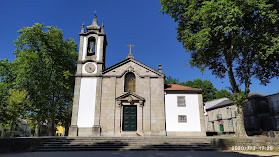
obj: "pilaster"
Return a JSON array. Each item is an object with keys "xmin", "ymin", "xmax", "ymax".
[
  {"xmin": 69, "ymin": 76, "xmax": 82, "ymax": 137},
  {"xmin": 92, "ymin": 77, "xmax": 103, "ymax": 136},
  {"xmin": 78, "ymin": 35, "xmax": 84, "ymax": 60}
]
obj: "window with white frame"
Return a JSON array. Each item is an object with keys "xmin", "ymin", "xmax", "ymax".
[
  {"xmin": 178, "ymin": 115, "xmax": 187, "ymax": 123},
  {"xmin": 177, "ymin": 96, "xmax": 186, "ymax": 107}
]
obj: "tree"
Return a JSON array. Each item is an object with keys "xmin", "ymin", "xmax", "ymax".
[
  {"xmin": 164, "ymin": 75, "xmax": 180, "ymax": 84},
  {"xmin": 215, "ymin": 89, "xmax": 232, "ymax": 99},
  {"xmin": 180, "ymin": 79, "xmax": 217, "ymax": 102},
  {"xmin": 5, "ymin": 89, "xmax": 31, "ymax": 131},
  {"xmin": 164, "ymin": 76, "xmax": 229, "ymax": 102},
  {"xmin": 0, "ymin": 59, "xmax": 32, "ymax": 134},
  {"xmin": 13, "ymin": 23, "xmax": 78, "ymax": 135},
  {"xmin": 0, "ymin": 59, "xmax": 15, "ymax": 128},
  {"xmin": 160, "ymin": 0, "xmax": 279, "ymax": 137}
]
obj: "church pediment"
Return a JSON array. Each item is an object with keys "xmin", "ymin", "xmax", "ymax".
[
  {"xmin": 116, "ymin": 92, "xmax": 145, "ymax": 106},
  {"xmin": 116, "ymin": 92, "xmax": 145, "ymax": 101},
  {"xmin": 102, "ymin": 58, "xmax": 164, "ymax": 78}
]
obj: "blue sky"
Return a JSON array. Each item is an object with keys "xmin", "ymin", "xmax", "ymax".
[{"xmin": 0, "ymin": 0, "xmax": 278, "ymax": 95}]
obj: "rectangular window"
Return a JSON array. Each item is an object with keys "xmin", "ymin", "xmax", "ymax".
[
  {"xmin": 228, "ymin": 119, "xmax": 233, "ymax": 127},
  {"xmin": 178, "ymin": 115, "xmax": 187, "ymax": 123},
  {"xmin": 177, "ymin": 96, "xmax": 186, "ymax": 107}
]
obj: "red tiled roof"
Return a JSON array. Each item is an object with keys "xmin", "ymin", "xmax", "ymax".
[{"xmin": 164, "ymin": 84, "xmax": 203, "ymax": 92}]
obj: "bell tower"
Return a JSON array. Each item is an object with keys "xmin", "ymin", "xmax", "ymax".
[
  {"xmin": 69, "ymin": 16, "xmax": 107, "ymax": 137},
  {"xmin": 79, "ymin": 16, "xmax": 107, "ymax": 75}
]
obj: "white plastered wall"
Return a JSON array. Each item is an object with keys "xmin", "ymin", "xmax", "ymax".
[
  {"xmin": 165, "ymin": 93, "xmax": 201, "ymax": 132},
  {"xmin": 97, "ymin": 37, "xmax": 100, "ymax": 61},
  {"xmin": 77, "ymin": 78, "xmax": 97, "ymax": 127},
  {"xmin": 82, "ymin": 37, "xmax": 87, "ymax": 60}
]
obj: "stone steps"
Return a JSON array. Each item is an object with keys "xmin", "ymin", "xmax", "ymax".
[
  {"xmin": 32, "ymin": 137, "xmax": 219, "ymax": 151},
  {"xmin": 41, "ymin": 143, "xmax": 211, "ymax": 145}
]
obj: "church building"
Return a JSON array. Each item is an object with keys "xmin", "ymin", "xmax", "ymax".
[{"xmin": 69, "ymin": 17, "xmax": 206, "ymax": 137}]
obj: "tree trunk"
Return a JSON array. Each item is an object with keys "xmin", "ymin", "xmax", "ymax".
[
  {"xmin": 235, "ymin": 105, "xmax": 248, "ymax": 137},
  {"xmin": 10, "ymin": 122, "xmax": 14, "ymax": 132},
  {"xmin": 51, "ymin": 120, "xmax": 55, "ymax": 136},
  {"xmin": 35, "ymin": 124, "xmax": 39, "ymax": 137},
  {"xmin": 2, "ymin": 129, "xmax": 6, "ymax": 138}
]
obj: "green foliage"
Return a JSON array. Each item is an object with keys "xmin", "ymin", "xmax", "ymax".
[
  {"xmin": 160, "ymin": 0, "xmax": 279, "ymax": 137},
  {"xmin": 215, "ymin": 89, "xmax": 232, "ymax": 99},
  {"xmin": 0, "ymin": 59, "xmax": 16, "ymax": 127},
  {"xmin": 230, "ymin": 92, "xmax": 248, "ymax": 108},
  {"xmin": 160, "ymin": 0, "xmax": 279, "ymax": 95},
  {"xmin": 164, "ymin": 76, "xmax": 232, "ymax": 102},
  {"xmin": 164, "ymin": 75, "xmax": 180, "ymax": 84},
  {"xmin": 4, "ymin": 89, "xmax": 31, "ymax": 130},
  {"xmin": 181, "ymin": 79, "xmax": 217, "ymax": 102},
  {"xmin": 0, "ymin": 23, "xmax": 78, "ymax": 134}
]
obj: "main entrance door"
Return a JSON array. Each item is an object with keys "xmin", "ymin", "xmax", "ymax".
[{"xmin": 123, "ymin": 105, "xmax": 137, "ymax": 131}]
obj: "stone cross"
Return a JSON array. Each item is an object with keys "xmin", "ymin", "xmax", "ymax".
[
  {"xmin": 94, "ymin": 10, "xmax": 97, "ymax": 18},
  {"xmin": 126, "ymin": 44, "xmax": 135, "ymax": 54}
]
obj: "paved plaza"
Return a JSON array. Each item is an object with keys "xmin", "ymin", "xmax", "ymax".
[{"xmin": 1, "ymin": 151, "xmax": 279, "ymax": 157}]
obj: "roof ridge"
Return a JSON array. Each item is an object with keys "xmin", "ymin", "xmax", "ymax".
[
  {"xmin": 164, "ymin": 84, "xmax": 203, "ymax": 92},
  {"xmin": 166, "ymin": 84, "xmax": 203, "ymax": 90},
  {"xmin": 204, "ymin": 97, "xmax": 229, "ymax": 103},
  {"xmin": 102, "ymin": 58, "xmax": 164, "ymax": 76}
]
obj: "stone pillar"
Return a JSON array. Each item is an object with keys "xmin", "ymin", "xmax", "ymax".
[
  {"xmin": 115, "ymin": 101, "xmax": 122, "ymax": 136},
  {"xmin": 69, "ymin": 30, "xmax": 84, "ymax": 137},
  {"xmin": 92, "ymin": 77, "xmax": 102, "ymax": 136},
  {"xmin": 143, "ymin": 77, "xmax": 151, "ymax": 135},
  {"xmin": 138, "ymin": 101, "xmax": 143, "ymax": 135},
  {"xmin": 98, "ymin": 36, "xmax": 104, "ymax": 62},
  {"xmin": 69, "ymin": 75, "xmax": 82, "ymax": 137}
]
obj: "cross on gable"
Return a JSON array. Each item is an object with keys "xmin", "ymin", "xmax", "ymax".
[
  {"xmin": 94, "ymin": 10, "xmax": 97, "ymax": 18},
  {"xmin": 126, "ymin": 44, "xmax": 135, "ymax": 54}
]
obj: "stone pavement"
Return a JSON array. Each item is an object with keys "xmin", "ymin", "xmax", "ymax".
[
  {"xmin": 236, "ymin": 151, "xmax": 279, "ymax": 157},
  {"xmin": 1, "ymin": 136, "xmax": 279, "ymax": 155},
  {"xmin": 2, "ymin": 151, "xmax": 279, "ymax": 157}
]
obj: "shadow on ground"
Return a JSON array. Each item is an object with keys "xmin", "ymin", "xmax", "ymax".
[{"xmin": 1, "ymin": 151, "xmax": 277, "ymax": 157}]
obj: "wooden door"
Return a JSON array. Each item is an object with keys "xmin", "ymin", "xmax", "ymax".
[{"xmin": 123, "ymin": 105, "xmax": 137, "ymax": 131}]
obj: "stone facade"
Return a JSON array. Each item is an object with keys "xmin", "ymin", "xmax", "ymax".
[
  {"xmin": 266, "ymin": 93, "xmax": 279, "ymax": 130},
  {"xmin": 204, "ymin": 93, "xmax": 277, "ymax": 135},
  {"xmin": 205, "ymin": 104, "xmax": 237, "ymax": 133},
  {"xmin": 99, "ymin": 60, "xmax": 165, "ymax": 136},
  {"xmin": 204, "ymin": 98, "xmax": 237, "ymax": 133},
  {"xmin": 244, "ymin": 93, "xmax": 275, "ymax": 134},
  {"xmin": 69, "ymin": 17, "xmax": 205, "ymax": 137}
]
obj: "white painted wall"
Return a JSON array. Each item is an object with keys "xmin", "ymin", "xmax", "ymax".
[
  {"xmin": 82, "ymin": 37, "xmax": 87, "ymax": 60},
  {"xmin": 97, "ymin": 37, "xmax": 100, "ymax": 61},
  {"xmin": 165, "ymin": 93, "xmax": 201, "ymax": 132},
  {"xmin": 77, "ymin": 78, "xmax": 97, "ymax": 127}
]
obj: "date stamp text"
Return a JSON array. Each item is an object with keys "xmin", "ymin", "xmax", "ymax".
[{"xmin": 231, "ymin": 146, "xmax": 274, "ymax": 151}]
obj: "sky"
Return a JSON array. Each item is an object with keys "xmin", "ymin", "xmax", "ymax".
[{"xmin": 0, "ymin": 0, "xmax": 278, "ymax": 95}]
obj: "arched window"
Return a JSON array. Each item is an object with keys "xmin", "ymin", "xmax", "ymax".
[
  {"xmin": 87, "ymin": 37, "xmax": 95, "ymax": 56},
  {"xmin": 124, "ymin": 72, "xmax": 136, "ymax": 92}
]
